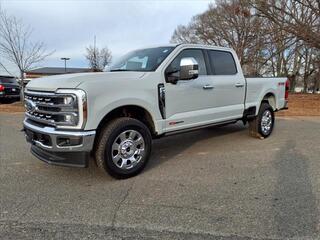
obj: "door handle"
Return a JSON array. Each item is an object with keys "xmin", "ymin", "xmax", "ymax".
[
  {"xmin": 203, "ymin": 85, "xmax": 214, "ymax": 90},
  {"xmin": 235, "ymin": 83, "xmax": 244, "ymax": 88}
]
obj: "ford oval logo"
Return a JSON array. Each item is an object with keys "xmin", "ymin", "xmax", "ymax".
[{"xmin": 25, "ymin": 99, "xmax": 37, "ymax": 113}]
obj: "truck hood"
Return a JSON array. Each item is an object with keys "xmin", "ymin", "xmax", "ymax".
[{"xmin": 26, "ymin": 72, "xmax": 146, "ymax": 92}]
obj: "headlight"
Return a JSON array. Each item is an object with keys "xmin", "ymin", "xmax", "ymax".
[
  {"xmin": 63, "ymin": 96, "xmax": 74, "ymax": 105},
  {"xmin": 55, "ymin": 89, "xmax": 87, "ymax": 129},
  {"xmin": 64, "ymin": 114, "xmax": 77, "ymax": 125}
]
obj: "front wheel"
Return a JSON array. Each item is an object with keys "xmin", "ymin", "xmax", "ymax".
[
  {"xmin": 95, "ymin": 117, "xmax": 152, "ymax": 179},
  {"xmin": 249, "ymin": 102, "xmax": 275, "ymax": 138}
]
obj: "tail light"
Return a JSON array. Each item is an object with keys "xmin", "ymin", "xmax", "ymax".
[
  {"xmin": 285, "ymin": 79, "xmax": 290, "ymax": 100},
  {"xmin": 0, "ymin": 84, "xmax": 4, "ymax": 92}
]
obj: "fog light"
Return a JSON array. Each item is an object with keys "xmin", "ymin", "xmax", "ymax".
[{"xmin": 57, "ymin": 136, "xmax": 82, "ymax": 147}]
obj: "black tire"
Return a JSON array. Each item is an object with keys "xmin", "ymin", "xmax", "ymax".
[
  {"xmin": 95, "ymin": 117, "xmax": 152, "ymax": 179},
  {"xmin": 249, "ymin": 102, "xmax": 274, "ymax": 138}
]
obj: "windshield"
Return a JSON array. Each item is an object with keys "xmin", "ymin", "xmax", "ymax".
[{"xmin": 109, "ymin": 46, "xmax": 175, "ymax": 72}]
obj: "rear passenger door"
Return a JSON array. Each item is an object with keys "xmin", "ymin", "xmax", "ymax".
[{"xmin": 206, "ymin": 50, "xmax": 246, "ymax": 120}]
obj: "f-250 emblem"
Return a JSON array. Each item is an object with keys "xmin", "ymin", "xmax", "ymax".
[{"xmin": 25, "ymin": 99, "xmax": 37, "ymax": 113}]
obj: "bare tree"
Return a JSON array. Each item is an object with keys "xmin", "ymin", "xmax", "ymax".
[
  {"xmin": 170, "ymin": 0, "xmax": 320, "ymax": 92},
  {"xmin": 171, "ymin": 24, "xmax": 201, "ymax": 44},
  {"xmin": 171, "ymin": 0, "xmax": 272, "ymax": 75},
  {"xmin": 0, "ymin": 9, "xmax": 53, "ymax": 99},
  {"xmin": 85, "ymin": 45, "xmax": 112, "ymax": 72},
  {"xmin": 252, "ymin": 0, "xmax": 320, "ymax": 49}
]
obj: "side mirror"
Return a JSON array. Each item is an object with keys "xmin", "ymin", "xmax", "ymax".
[{"xmin": 179, "ymin": 57, "xmax": 199, "ymax": 80}]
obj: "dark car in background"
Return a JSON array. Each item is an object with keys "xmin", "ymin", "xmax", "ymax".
[{"xmin": 0, "ymin": 76, "xmax": 21, "ymax": 102}]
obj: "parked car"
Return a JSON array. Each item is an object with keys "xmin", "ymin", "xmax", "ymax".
[
  {"xmin": 0, "ymin": 76, "xmax": 20, "ymax": 102},
  {"xmin": 23, "ymin": 44, "xmax": 289, "ymax": 178}
]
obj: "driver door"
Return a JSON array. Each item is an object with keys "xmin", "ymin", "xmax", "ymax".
[{"xmin": 164, "ymin": 49, "xmax": 216, "ymax": 132}]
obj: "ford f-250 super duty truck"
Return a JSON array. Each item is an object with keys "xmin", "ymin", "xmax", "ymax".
[{"xmin": 23, "ymin": 44, "xmax": 289, "ymax": 178}]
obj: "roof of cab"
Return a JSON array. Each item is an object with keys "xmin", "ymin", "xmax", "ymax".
[
  {"xmin": 175, "ymin": 43, "xmax": 233, "ymax": 51},
  {"xmin": 132, "ymin": 43, "xmax": 233, "ymax": 52}
]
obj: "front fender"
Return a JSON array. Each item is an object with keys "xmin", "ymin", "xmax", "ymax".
[{"xmin": 84, "ymin": 97, "xmax": 162, "ymax": 132}]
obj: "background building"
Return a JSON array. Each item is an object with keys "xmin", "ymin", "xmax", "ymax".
[{"xmin": 25, "ymin": 67, "xmax": 92, "ymax": 79}]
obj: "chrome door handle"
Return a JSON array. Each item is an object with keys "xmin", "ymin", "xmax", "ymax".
[
  {"xmin": 203, "ymin": 85, "xmax": 214, "ymax": 90},
  {"xmin": 235, "ymin": 83, "xmax": 244, "ymax": 88}
]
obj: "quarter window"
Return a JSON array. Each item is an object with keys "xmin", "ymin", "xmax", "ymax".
[{"xmin": 208, "ymin": 50, "xmax": 237, "ymax": 75}]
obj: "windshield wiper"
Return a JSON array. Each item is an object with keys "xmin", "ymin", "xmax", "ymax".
[{"xmin": 110, "ymin": 69, "xmax": 131, "ymax": 72}]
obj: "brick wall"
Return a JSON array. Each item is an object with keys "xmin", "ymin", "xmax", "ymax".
[{"xmin": 277, "ymin": 94, "xmax": 320, "ymax": 116}]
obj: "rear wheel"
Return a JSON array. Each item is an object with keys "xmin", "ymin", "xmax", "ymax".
[
  {"xmin": 249, "ymin": 102, "xmax": 274, "ymax": 138},
  {"xmin": 95, "ymin": 117, "xmax": 152, "ymax": 179}
]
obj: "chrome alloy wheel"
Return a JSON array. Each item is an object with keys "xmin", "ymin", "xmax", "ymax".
[
  {"xmin": 261, "ymin": 110, "xmax": 273, "ymax": 135},
  {"xmin": 111, "ymin": 130, "xmax": 145, "ymax": 170}
]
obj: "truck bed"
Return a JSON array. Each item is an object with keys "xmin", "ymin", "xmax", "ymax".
[{"xmin": 245, "ymin": 77, "xmax": 287, "ymax": 114}]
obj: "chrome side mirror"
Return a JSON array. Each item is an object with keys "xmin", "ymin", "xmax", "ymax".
[{"xmin": 179, "ymin": 57, "xmax": 199, "ymax": 80}]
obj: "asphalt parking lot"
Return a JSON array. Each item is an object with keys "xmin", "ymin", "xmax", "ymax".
[{"xmin": 1, "ymin": 113, "xmax": 320, "ymax": 239}]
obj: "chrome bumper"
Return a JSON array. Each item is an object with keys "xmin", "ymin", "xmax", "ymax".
[
  {"xmin": 23, "ymin": 119, "xmax": 95, "ymax": 152},
  {"xmin": 23, "ymin": 119, "xmax": 96, "ymax": 167}
]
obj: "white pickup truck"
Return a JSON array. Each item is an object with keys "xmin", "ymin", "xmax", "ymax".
[{"xmin": 23, "ymin": 44, "xmax": 289, "ymax": 178}]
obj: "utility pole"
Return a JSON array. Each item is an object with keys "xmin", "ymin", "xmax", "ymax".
[{"xmin": 60, "ymin": 57, "xmax": 70, "ymax": 73}]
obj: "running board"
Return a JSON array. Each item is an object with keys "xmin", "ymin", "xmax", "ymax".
[{"xmin": 163, "ymin": 120, "xmax": 238, "ymax": 137}]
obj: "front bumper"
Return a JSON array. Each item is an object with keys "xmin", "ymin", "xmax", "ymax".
[
  {"xmin": 23, "ymin": 119, "xmax": 96, "ymax": 167},
  {"xmin": 0, "ymin": 93, "xmax": 20, "ymax": 99}
]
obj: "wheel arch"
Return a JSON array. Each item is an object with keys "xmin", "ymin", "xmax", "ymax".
[
  {"xmin": 95, "ymin": 105, "xmax": 156, "ymax": 138},
  {"xmin": 261, "ymin": 92, "xmax": 276, "ymax": 111}
]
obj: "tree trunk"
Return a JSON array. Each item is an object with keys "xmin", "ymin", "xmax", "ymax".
[
  {"xmin": 20, "ymin": 70, "xmax": 25, "ymax": 101},
  {"xmin": 288, "ymin": 75, "xmax": 296, "ymax": 92},
  {"xmin": 314, "ymin": 71, "xmax": 320, "ymax": 93},
  {"xmin": 303, "ymin": 77, "xmax": 308, "ymax": 93}
]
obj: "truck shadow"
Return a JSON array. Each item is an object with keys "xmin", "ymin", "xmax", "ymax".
[
  {"xmin": 272, "ymin": 140, "xmax": 319, "ymax": 238},
  {"xmin": 145, "ymin": 122, "xmax": 248, "ymax": 171},
  {"xmin": 30, "ymin": 122, "xmax": 248, "ymax": 182}
]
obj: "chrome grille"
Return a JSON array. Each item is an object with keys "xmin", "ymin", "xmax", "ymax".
[{"xmin": 24, "ymin": 91, "xmax": 78, "ymax": 127}]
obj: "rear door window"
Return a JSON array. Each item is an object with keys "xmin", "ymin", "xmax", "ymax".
[{"xmin": 208, "ymin": 50, "xmax": 237, "ymax": 75}]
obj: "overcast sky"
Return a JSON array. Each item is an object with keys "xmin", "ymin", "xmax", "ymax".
[{"xmin": 0, "ymin": 0, "xmax": 213, "ymax": 76}]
